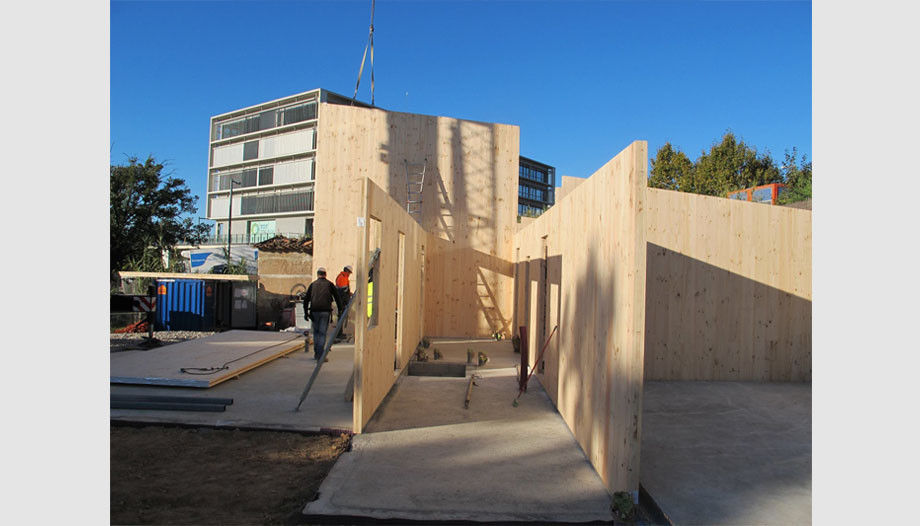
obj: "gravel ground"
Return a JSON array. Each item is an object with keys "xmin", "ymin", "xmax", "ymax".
[{"xmin": 110, "ymin": 331, "xmax": 216, "ymax": 352}]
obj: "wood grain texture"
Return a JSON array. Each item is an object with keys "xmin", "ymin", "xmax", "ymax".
[
  {"xmin": 313, "ymin": 104, "xmax": 519, "ymax": 338},
  {"xmin": 644, "ymin": 188, "xmax": 812, "ymax": 381},
  {"xmin": 352, "ymin": 179, "xmax": 427, "ymax": 433},
  {"xmin": 110, "ymin": 330, "xmax": 303, "ymax": 388},
  {"xmin": 513, "ymin": 141, "xmax": 647, "ymax": 495}
]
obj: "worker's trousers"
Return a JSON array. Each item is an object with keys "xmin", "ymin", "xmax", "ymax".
[{"xmin": 309, "ymin": 310, "xmax": 331, "ymax": 359}]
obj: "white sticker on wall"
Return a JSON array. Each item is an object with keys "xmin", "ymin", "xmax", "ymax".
[{"xmin": 357, "ymin": 216, "xmax": 366, "ymax": 227}]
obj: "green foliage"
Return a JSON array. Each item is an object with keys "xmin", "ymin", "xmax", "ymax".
[
  {"xmin": 218, "ymin": 248, "xmax": 251, "ymax": 275},
  {"xmin": 648, "ymin": 142, "xmax": 694, "ymax": 191},
  {"xmin": 122, "ymin": 247, "xmax": 188, "ymax": 274},
  {"xmin": 110, "ymin": 156, "xmax": 209, "ymax": 273},
  {"xmin": 612, "ymin": 491, "xmax": 636, "ymax": 521},
  {"xmin": 777, "ymin": 148, "xmax": 812, "ymax": 205},
  {"xmin": 649, "ymin": 132, "xmax": 808, "ymax": 203},
  {"xmin": 693, "ymin": 132, "xmax": 781, "ymax": 196}
]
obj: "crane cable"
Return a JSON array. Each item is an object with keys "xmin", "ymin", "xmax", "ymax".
[{"xmin": 352, "ymin": 0, "xmax": 375, "ymax": 106}]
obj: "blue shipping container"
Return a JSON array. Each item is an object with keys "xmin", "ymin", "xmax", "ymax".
[{"xmin": 155, "ymin": 279, "xmax": 216, "ymax": 331}]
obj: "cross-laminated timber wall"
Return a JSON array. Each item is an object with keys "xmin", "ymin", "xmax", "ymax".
[
  {"xmin": 312, "ymin": 104, "xmax": 519, "ymax": 339},
  {"xmin": 352, "ymin": 179, "xmax": 427, "ymax": 433},
  {"xmin": 644, "ymin": 188, "xmax": 812, "ymax": 381},
  {"xmin": 513, "ymin": 141, "xmax": 648, "ymax": 495}
]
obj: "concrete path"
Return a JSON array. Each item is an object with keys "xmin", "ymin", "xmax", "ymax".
[
  {"xmin": 304, "ymin": 340, "xmax": 614, "ymax": 523},
  {"xmin": 641, "ymin": 381, "xmax": 812, "ymax": 525},
  {"xmin": 110, "ymin": 341, "xmax": 354, "ymax": 433}
]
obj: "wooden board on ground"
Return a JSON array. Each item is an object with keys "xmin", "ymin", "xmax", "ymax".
[{"xmin": 110, "ymin": 330, "xmax": 304, "ymax": 388}]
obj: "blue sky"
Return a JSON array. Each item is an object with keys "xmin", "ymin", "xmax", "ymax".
[{"xmin": 111, "ymin": 0, "xmax": 811, "ymax": 218}]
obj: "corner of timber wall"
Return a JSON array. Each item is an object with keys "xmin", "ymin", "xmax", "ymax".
[
  {"xmin": 352, "ymin": 178, "xmax": 427, "ymax": 433},
  {"xmin": 513, "ymin": 140, "xmax": 648, "ymax": 495},
  {"xmin": 313, "ymin": 103, "xmax": 519, "ymax": 339}
]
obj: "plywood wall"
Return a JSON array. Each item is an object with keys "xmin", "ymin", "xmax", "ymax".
[
  {"xmin": 313, "ymin": 104, "xmax": 519, "ymax": 339},
  {"xmin": 513, "ymin": 141, "xmax": 647, "ymax": 495},
  {"xmin": 644, "ymin": 188, "xmax": 812, "ymax": 381},
  {"xmin": 352, "ymin": 179, "xmax": 427, "ymax": 433}
]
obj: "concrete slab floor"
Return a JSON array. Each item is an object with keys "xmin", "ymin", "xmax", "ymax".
[
  {"xmin": 110, "ymin": 341, "xmax": 354, "ymax": 433},
  {"xmin": 304, "ymin": 340, "xmax": 614, "ymax": 523},
  {"xmin": 640, "ymin": 381, "xmax": 811, "ymax": 525}
]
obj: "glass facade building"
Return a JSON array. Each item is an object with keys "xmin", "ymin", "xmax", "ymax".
[{"xmin": 518, "ymin": 156, "xmax": 556, "ymax": 217}]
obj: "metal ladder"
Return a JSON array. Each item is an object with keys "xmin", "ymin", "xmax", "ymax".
[{"xmin": 405, "ymin": 159, "xmax": 427, "ymax": 220}]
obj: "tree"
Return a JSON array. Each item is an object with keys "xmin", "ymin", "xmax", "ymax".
[
  {"xmin": 648, "ymin": 142, "xmax": 694, "ymax": 191},
  {"xmin": 648, "ymin": 133, "xmax": 811, "ymax": 205},
  {"xmin": 777, "ymin": 148, "xmax": 812, "ymax": 205},
  {"xmin": 693, "ymin": 132, "xmax": 781, "ymax": 196},
  {"xmin": 110, "ymin": 156, "xmax": 208, "ymax": 273}
]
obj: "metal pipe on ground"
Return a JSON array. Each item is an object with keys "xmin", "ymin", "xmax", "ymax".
[
  {"xmin": 110, "ymin": 394, "xmax": 234, "ymax": 406},
  {"xmin": 111, "ymin": 401, "xmax": 227, "ymax": 412},
  {"xmin": 463, "ymin": 375, "xmax": 480, "ymax": 409}
]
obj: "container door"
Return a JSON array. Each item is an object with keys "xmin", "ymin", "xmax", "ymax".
[{"xmin": 231, "ymin": 282, "xmax": 257, "ymax": 328}]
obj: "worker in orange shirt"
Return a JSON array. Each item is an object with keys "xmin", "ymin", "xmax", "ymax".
[{"xmin": 334, "ymin": 265, "xmax": 353, "ymax": 342}]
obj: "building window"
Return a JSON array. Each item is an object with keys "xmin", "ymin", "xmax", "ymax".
[
  {"xmin": 243, "ymin": 141, "xmax": 259, "ymax": 160},
  {"xmin": 240, "ymin": 190, "xmax": 314, "ymax": 215},
  {"xmin": 280, "ymin": 103, "xmax": 317, "ymax": 126},
  {"xmin": 213, "ymin": 101, "xmax": 318, "ymax": 141},
  {"xmin": 258, "ymin": 167, "xmax": 273, "ymax": 185}
]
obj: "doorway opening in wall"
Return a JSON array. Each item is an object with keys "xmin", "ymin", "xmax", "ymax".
[
  {"xmin": 368, "ymin": 217, "xmax": 381, "ymax": 329},
  {"xmin": 395, "ymin": 232, "xmax": 406, "ymax": 370},
  {"xmin": 540, "ymin": 235, "xmax": 548, "ymax": 374}
]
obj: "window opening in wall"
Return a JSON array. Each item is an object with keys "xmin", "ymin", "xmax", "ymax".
[
  {"xmin": 367, "ymin": 217, "xmax": 382, "ymax": 329},
  {"xmin": 304, "ymin": 217, "xmax": 314, "ymax": 238},
  {"xmin": 243, "ymin": 141, "xmax": 259, "ymax": 160},
  {"xmin": 394, "ymin": 231, "xmax": 406, "ymax": 370}
]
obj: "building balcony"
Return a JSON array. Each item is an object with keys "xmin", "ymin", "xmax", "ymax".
[{"xmin": 178, "ymin": 232, "xmax": 310, "ymax": 247}]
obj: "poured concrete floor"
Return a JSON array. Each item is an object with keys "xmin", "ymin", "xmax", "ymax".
[
  {"xmin": 304, "ymin": 339, "xmax": 614, "ymax": 523},
  {"xmin": 641, "ymin": 381, "xmax": 812, "ymax": 525},
  {"xmin": 110, "ymin": 340, "xmax": 354, "ymax": 433}
]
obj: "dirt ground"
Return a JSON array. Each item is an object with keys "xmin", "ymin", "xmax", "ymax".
[{"xmin": 110, "ymin": 425, "xmax": 350, "ymax": 525}]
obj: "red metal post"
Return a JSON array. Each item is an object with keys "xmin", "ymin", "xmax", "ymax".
[{"xmin": 519, "ymin": 326, "xmax": 529, "ymax": 392}]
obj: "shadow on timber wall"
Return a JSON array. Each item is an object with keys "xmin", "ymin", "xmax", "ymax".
[{"xmin": 644, "ymin": 243, "xmax": 812, "ymax": 382}]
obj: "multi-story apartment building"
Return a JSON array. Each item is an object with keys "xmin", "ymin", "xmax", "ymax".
[
  {"xmin": 206, "ymin": 88, "xmax": 556, "ymax": 241},
  {"xmin": 206, "ymin": 89, "xmax": 369, "ymax": 243},
  {"xmin": 518, "ymin": 155, "xmax": 555, "ymax": 216}
]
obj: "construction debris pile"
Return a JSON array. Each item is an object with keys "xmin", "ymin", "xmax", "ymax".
[
  {"xmin": 110, "ymin": 330, "xmax": 215, "ymax": 353},
  {"xmin": 253, "ymin": 235, "xmax": 313, "ymax": 254}
]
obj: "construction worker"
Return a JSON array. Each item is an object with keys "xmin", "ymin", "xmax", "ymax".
[
  {"xmin": 303, "ymin": 267, "xmax": 343, "ymax": 361},
  {"xmin": 334, "ymin": 265, "xmax": 353, "ymax": 341}
]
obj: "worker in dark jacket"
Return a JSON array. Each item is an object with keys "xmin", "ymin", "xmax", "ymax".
[{"xmin": 304, "ymin": 267, "xmax": 344, "ymax": 360}]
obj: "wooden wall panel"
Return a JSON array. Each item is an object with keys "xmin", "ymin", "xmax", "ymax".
[
  {"xmin": 644, "ymin": 188, "xmax": 812, "ymax": 381},
  {"xmin": 352, "ymin": 179, "xmax": 427, "ymax": 433},
  {"xmin": 313, "ymin": 104, "xmax": 518, "ymax": 339},
  {"xmin": 513, "ymin": 141, "xmax": 647, "ymax": 495}
]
